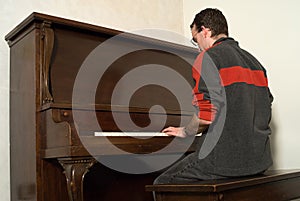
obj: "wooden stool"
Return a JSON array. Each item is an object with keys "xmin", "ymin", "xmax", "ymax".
[{"xmin": 146, "ymin": 170, "xmax": 300, "ymax": 201}]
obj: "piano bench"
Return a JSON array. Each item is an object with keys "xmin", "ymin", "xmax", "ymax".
[{"xmin": 146, "ymin": 170, "xmax": 300, "ymax": 201}]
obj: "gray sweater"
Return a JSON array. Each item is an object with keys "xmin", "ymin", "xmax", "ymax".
[{"xmin": 193, "ymin": 37, "xmax": 273, "ymax": 176}]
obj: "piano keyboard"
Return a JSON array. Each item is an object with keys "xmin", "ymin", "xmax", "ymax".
[
  {"xmin": 94, "ymin": 132, "xmax": 202, "ymax": 137},
  {"xmin": 94, "ymin": 132, "xmax": 169, "ymax": 137}
]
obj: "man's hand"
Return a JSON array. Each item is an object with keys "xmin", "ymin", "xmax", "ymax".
[{"xmin": 162, "ymin": 127, "xmax": 187, "ymax": 138}]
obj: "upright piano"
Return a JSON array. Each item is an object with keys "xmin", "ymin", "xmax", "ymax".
[{"xmin": 6, "ymin": 13, "xmax": 199, "ymax": 201}]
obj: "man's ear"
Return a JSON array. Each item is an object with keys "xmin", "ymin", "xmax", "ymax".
[{"xmin": 201, "ymin": 26, "xmax": 210, "ymax": 38}]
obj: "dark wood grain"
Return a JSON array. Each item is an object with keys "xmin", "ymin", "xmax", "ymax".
[{"xmin": 9, "ymin": 26, "xmax": 37, "ymax": 201}]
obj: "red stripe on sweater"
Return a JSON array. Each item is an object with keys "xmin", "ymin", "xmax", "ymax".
[{"xmin": 219, "ymin": 66, "xmax": 268, "ymax": 87}]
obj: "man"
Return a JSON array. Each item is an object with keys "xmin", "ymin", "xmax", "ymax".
[{"xmin": 155, "ymin": 8, "xmax": 273, "ymax": 184}]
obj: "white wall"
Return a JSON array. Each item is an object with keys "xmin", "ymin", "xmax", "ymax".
[
  {"xmin": 183, "ymin": 0, "xmax": 300, "ymax": 169},
  {"xmin": 0, "ymin": 0, "xmax": 183, "ymax": 200}
]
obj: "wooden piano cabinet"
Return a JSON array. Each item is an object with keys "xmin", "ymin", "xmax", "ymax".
[{"xmin": 6, "ymin": 13, "xmax": 198, "ymax": 201}]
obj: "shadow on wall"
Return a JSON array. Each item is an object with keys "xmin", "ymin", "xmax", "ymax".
[{"xmin": 269, "ymin": 106, "xmax": 278, "ymax": 170}]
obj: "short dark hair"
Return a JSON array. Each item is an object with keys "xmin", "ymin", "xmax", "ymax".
[{"xmin": 190, "ymin": 8, "xmax": 228, "ymax": 37}]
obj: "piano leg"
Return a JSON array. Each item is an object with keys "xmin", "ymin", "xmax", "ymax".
[{"xmin": 58, "ymin": 157, "xmax": 97, "ymax": 201}]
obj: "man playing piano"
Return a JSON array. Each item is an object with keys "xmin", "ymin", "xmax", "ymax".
[{"xmin": 155, "ymin": 8, "xmax": 273, "ymax": 184}]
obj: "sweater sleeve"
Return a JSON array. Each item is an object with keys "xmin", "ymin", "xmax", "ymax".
[{"xmin": 192, "ymin": 52, "xmax": 222, "ymax": 122}]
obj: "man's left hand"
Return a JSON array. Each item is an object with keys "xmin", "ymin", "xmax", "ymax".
[{"xmin": 162, "ymin": 127, "xmax": 187, "ymax": 138}]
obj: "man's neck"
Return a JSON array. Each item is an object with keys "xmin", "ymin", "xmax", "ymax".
[{"xmin": 211, "ymin": 34, "xmax": 228, "ymax": 45}]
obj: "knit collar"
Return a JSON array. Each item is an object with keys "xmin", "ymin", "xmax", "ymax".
[{"xmin": 213, "ymin": 37, "xmax": 234, "ymax": 45}]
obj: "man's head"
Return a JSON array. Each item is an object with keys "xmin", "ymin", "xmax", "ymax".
[{"xmin": 190, "ymin": 8, "xmax": 228, "ymax": 51}]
